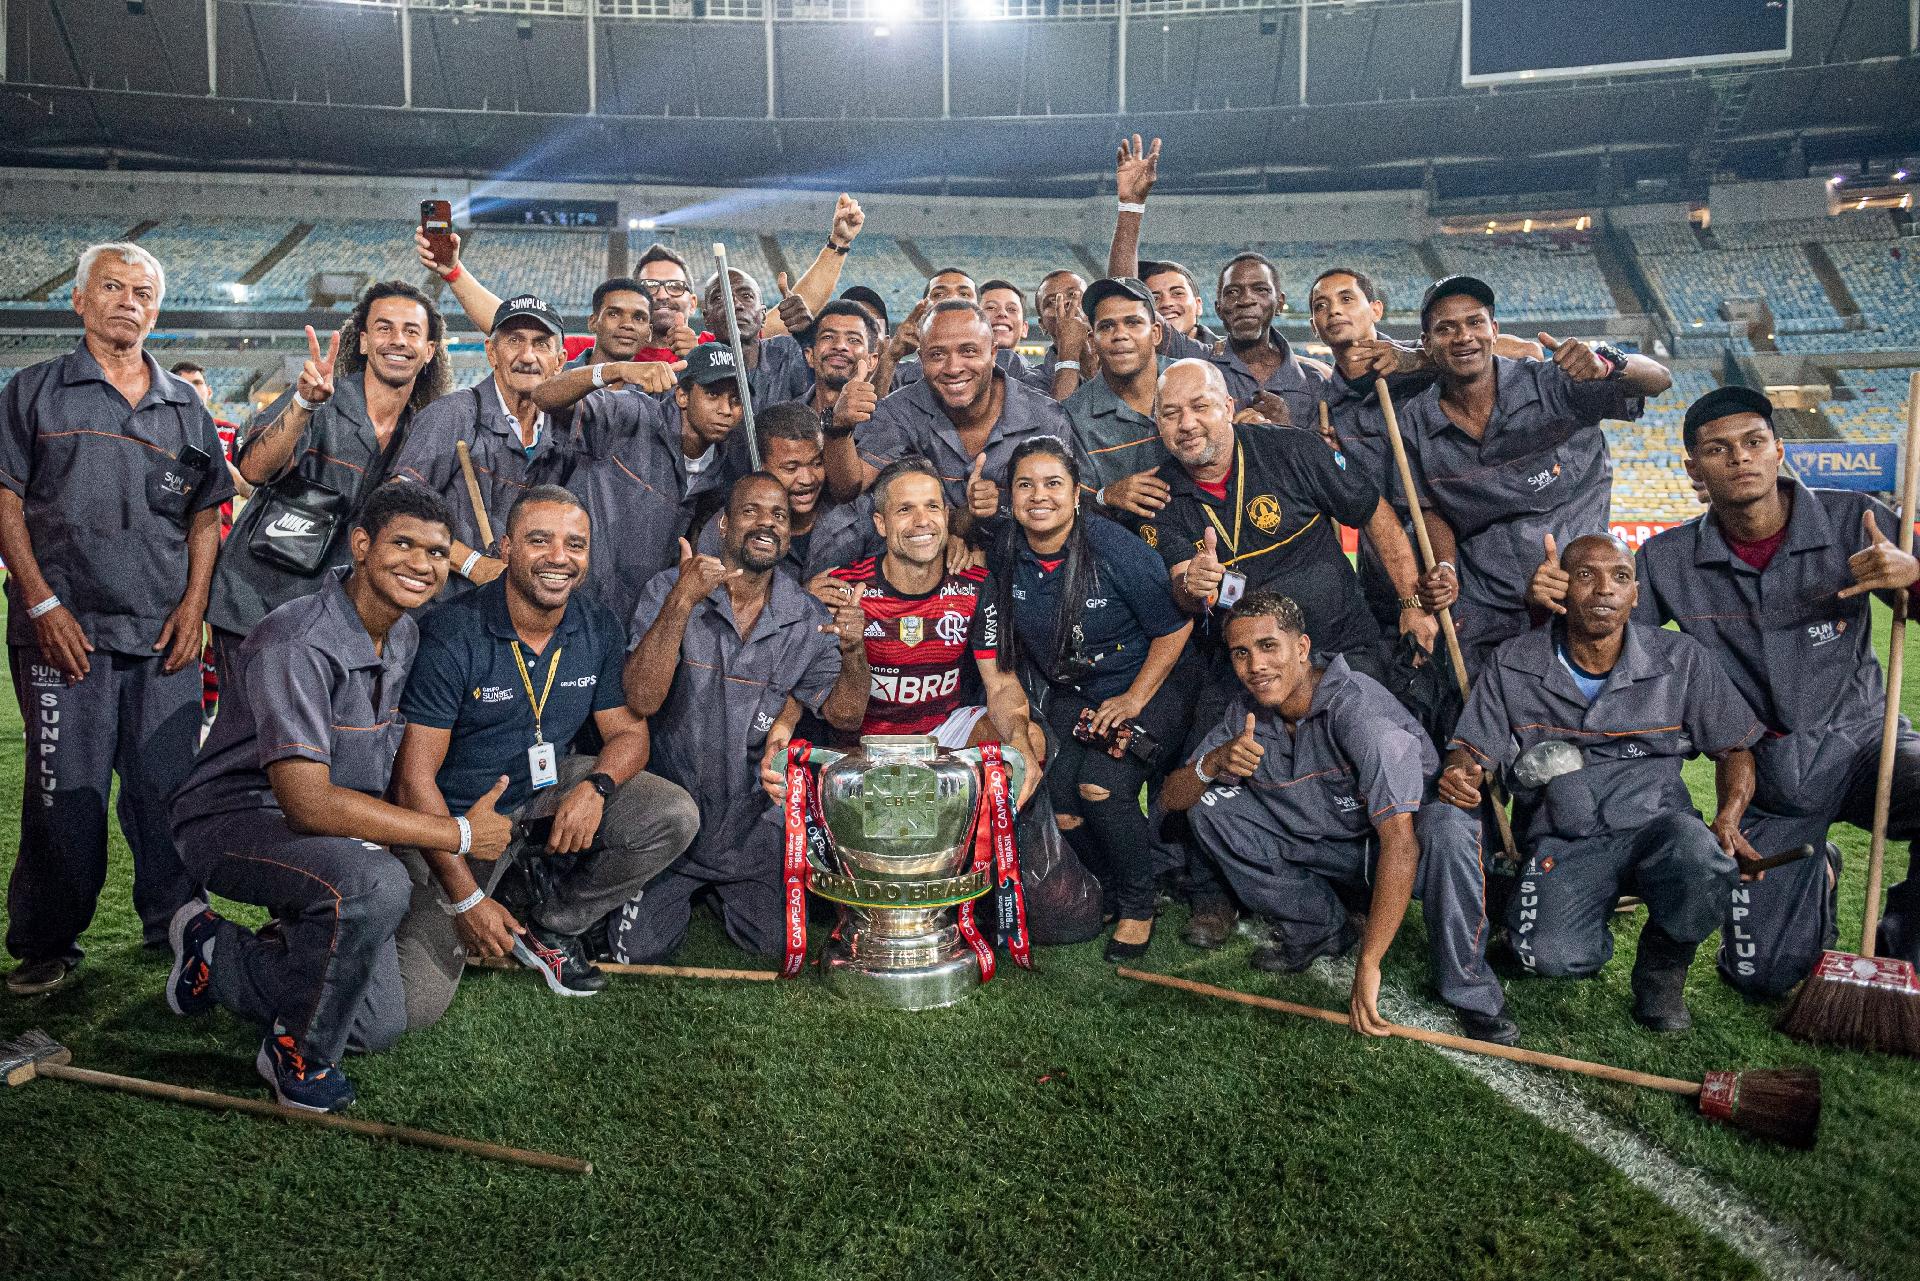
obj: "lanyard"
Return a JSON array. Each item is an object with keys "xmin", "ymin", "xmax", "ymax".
[
  {"xmin": 510, "ymin": 642, "xmax": 563, "ymax": 745},
  {"xmin": 1199, "ymin": 440, "xmax": 1246, "ymax": 558}
]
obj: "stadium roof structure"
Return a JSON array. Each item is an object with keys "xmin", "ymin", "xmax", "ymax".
[{"xmin": 1, "ymin": 0, "xmax": 1916, "ymax": 201}]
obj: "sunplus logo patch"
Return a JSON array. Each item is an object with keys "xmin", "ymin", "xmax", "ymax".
[
  {"xmin": 1806, "ymin": 619, "xmax": 1846, "ymax": 647},
  {"xmin": 1332, "ymin": 794, "xmax": 1361, "ymax": 813},
  {"xmin": 1525, "ymin": 463, "xmax": 1563, "ymax": 492}
]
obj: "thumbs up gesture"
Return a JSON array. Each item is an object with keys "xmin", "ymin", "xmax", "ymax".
[
  {"xmin": 1184, "ymin": 526, "xmax": 1226, "ymax": 605},
  {"xmin": 1839, "ymin": 508, "xmax": 1919, "ymax": 599},
  {"xmin": 1202, "ymin": 712, "xmax": 1266, "ymax": 782},
  {"xmin": 1537, "ymin": 332, "xmax": 1608, "ymax": 382},
  {"xmin": 966, "ymin": 452, "xmax": 1000, "ymax": 520},
  {"xmin": 1528, "ymin": 531, "xmax": 1570, "ymax": 616},
  {"xmin": 834, "ymin": 353, "xmax": 879, "ymax": 428},
  {"xmin": 773, "ymin": 270, "xmax": 814, "ymax": 334}
]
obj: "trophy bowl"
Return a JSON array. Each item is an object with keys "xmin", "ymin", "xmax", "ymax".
[{"xmin": 803, "ymin": 734, "xmax": 1019, "ymax": 1011}]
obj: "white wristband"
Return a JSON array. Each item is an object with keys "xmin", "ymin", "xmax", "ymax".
[
  {"xmin": 1434, "ymin": 560, "xmax": 1456, "ymax": 576},
  {"xmin": 1193, "ymin": 755, "xmax": 1216, "ymax": 785},
  {"xmin": 291, "ymin": 390, "xmax": 318, "ymax": 412},
  {"xmin": 440, "ymin": 887, "xmax": 485, "ymax": 917},
  {"xmin": 460, "ymin": 550, "xmax": 483, "ymax": 579},
  {"xmin": 592, "ymin": 363, "xmax": 607, "ymax": 390},
  {"xmin": 1117, "ymin": 201, "xmax": 1147, "ymax": 215},
  {"xmin": 454, "ymin": 814, "xmax": 472, "ymax": 856},
  {"xmin": 1054, "ymin": 360, "xmax": 1081, "ymax": 372},
  {"xmin": 26, "ymin": 594, "xmax": 62, "ymax": 620}
]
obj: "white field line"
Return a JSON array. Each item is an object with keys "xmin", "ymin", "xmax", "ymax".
[{"xmin": 1310, "ymin": 956, "xmax": 1858, "ymax": 1281}]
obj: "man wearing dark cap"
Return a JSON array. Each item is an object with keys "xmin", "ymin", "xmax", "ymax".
[
  {"xmin": 1447, "ymin": 533, "xmax": 1763, "ymax": 1031},
  {"xmin": 1539, "ymin": 386, "xmax": 1920, "ymax": 997},
  {"xmin": 390, "ymin": 294, "xmax": 570, "ymax": 598},
  {"xmin": 1062, "ymin": 277, "xmax": 1171, "ymax": 510},
  {"xmin": 564, "ymin": 342, "xmax": 744, "ymax": 630},
  {"xmin": 1395, "ymin": 275, "xmax": 1671, "ymax": 671}
]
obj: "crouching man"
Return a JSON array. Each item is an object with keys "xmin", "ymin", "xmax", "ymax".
[
  {"xmin": 1163, "ymin": 592, "xmax": 1513, "ymax": 1045},
  {"xmin": 622, "ymin": 473, "xmax": 869, "ymax": 961},
  {"xmin": 1443, "ymin": 534, "xmax": 1763, "ymax": 1031},
  {"xmin": 390, "ymin": 484, "xmax": 700, "ymax": 1016},
  {"xmin": 165, "ymin": 485, "xmax": 514, "ymax": 1112}
]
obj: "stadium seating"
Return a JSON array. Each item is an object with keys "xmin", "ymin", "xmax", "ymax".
[
  {"xmin": 1604, "ymin": 367, "xmax": 1718, "ymax": 525},
  {"xmin": 1780, "ymin": 239, "xmax": 1920, "ymax": 354},
  {"xmin": 775, "ymin": 231, "xmax": 926, "ymax": 321},
  {"xmin": 250, "ymin": 221, "xmax": 429, "ymax": 310},
  {"xmin": 0, "ymin": 216, "xmax": 141, "ymax": 301},
  {"xmin": 1431, "ymin": 233, "xmax": 1616, "ymax": 322},
  {"xmin": 1823, "ymin": 367, "xmax": 1916, "ymax": 444},
  {"xmin": 660, "ymin": 231, "xmax": 783, "ymax": 305},
  {"xmin": 458, "ymin": 228, "xmax": 608, "ymax": 314}
]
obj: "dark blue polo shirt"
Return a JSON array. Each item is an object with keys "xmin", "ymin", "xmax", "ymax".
[
  {"xmin": 1007, "ymin": 513, "xmax": 1188, "ymax": 702},
  {"xmin": 399, "ymin": 578, "xmax": 627, "ymax": 814}
]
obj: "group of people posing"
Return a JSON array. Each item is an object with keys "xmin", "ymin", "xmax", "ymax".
[{"xmin": 3, "ymin": 139, "xmax": 1916, "ymax": 1115}]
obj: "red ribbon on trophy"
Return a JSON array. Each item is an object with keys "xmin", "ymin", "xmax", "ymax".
[
  {"xmin": 779, "ymin": 741, "xmax": 814, "ymax": 979},
  {"xmin": 980, "ymin": 742, "xmax": 1031, "ymax": 971}
]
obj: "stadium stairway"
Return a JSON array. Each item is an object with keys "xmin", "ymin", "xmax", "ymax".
[
  {"xmin": 896, "ymin": 237, "xmax": 938, "ymax": 281},
  {"xmin": 1803, "ymin": 242, "xmax": 1863, "ymax": 318},
  {"xmin": 240, "ymin": 224, "xmax": 315, "ymax": 291},
  {"xmin": 1590, "ymin": 232, "xmax": 1653, "ymax": 319},
  {"xmin": 758, "ymin": 234, "xmax": 793, "ymax": 287}
]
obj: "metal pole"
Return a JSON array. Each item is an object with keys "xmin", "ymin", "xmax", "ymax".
[
  {"xmin": 941, "ymin": 0, "xmax": 951, "ymax": 120},
  {"xmin": 764, "ymin": 0, "xmax": 776, "ymax": 120},
  {"xmin": 1116, "ymin": 0, "xmax": 1127, "ymax": 115},
  {"xmin": 205, "ymin": 0, "xmax": 217, "ymax": 95},
  {"xmin": 1297, "ymin": 0, "xmax": 1307, "ymax": 106},
  {"xmin": 401, "ymin": 0, "xmax": 413, "ymax": 109},
  {"xmin": 586, "ymin": 0, "xmax": 597, "ymax": 115},
  {"xmin": 711, "ymin": 242, "xmax": 761, "ymax": 469},
  {"xmin": 1911, "ymin": 0, "xmax": 1918, "ymax": 53}
]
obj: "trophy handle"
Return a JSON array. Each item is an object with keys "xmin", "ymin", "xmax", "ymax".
[
  {"xmin": 949, "ymin": 743, "xmax": 1028, "ymax": 806},
  {"xmin": 774, "ymin": 745, "xmax": 846, "ymax": 774}
]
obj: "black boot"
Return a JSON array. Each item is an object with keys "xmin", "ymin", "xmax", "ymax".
[{"xmin": 1631, "ymin": 923, "xmax": 1699, "ymax": 1032}]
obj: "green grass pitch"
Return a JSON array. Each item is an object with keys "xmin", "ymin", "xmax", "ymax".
[{"xmin": 2, "ymin": 602, "xmax": 1918, "ymax": 1280}]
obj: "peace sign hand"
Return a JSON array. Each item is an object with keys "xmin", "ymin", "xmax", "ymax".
[{"xmin": 297, "ymin": 325, "xmax": 340, "ymax": 408}]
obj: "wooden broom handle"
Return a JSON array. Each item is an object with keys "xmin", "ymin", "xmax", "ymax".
[
  {"xmin": 1115, "ymin": 968, "xmax": 1702, "ymax": 1097},
  {"xmin": 1860, "ymin": 370, "xmax": 1920, "ymax": 955},
  {"xmin": 1373, "ymin": 376, "xmax": 1524, "ymax": 865},
  {"xmin": 465, "ymin": 953, "xmax": 778, "ymax": 982},
  {"xmin": 454, "ymin": 439, "xmax": 496, "ymax": 551},
  {"xmin": 33, "ymin": 1062, "xmax": 591, "ymax": 1174}
]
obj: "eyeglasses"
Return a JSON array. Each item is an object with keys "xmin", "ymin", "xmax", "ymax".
[{"xmin": 638, "ymin": 280, "xmax": 693, "ymax": 299}]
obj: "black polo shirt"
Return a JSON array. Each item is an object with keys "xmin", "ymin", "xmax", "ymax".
[
  {"xmin": 1143, "ymin": 425, "xmax": 1381, "ymax": 659},
  {"xmin": 399, "ymin": 578, "xmax": 627, "ymax": 814},
  {"xmin": 1008, "ymin": 514, "xmax": 1188, "ymax": 702}
]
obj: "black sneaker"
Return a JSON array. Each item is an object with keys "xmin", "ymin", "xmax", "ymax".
[
  {"xmin": 166, "ymin": 900, "xmax": 220, "ymax": 1017},
  {"xmin": 514, "ymin": 928, "xmax": 606, "ymax": 996},
  {"xmin": 6, "ymin": 954, "xmax": 77, "ymax": 997},
  {"xmin": 1250, "ymin": 922, "xmax": 1356, "ymax": 974},
  {"xmin": 256, "ymin": 1025, "xmax": 356, "ymax": 1113},
  {"xmin": 1456, "ymin": 1006, "xmax": 1521, "ymax": 1046},
  {"xmin": 1630, "ymin": 924, "xmax": 1699, "ymax": 1033}
]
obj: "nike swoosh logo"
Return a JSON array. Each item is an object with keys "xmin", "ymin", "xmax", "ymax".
[{"xmin": 264, "ymin": 523, "xmax": 317, "ymax": 539}]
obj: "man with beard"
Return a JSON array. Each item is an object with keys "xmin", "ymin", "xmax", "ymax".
[
  {"xmin": 206, "ymin": 282, "xmax": 450, "ymax": 672},
  {"xmin": 566, "ymin": 343, "xmax": 745, "ymax": 630},
  {"xmin": 1, "ymin": 242, "xmax": 234, "ymax": 995},
  {"xmin": 1533, "ymin": 388, "xmax": 1920, "ymax": 997},
  {"xmin": 700, "ymin": 268, "xmax": 814, "ymax": 409},
  {"xmin": 633, "ymin": 245, "xmax": 710, "ymax": 364},
  {"xmin": 698, "ymin": 403, "xmax": 838, "ymax": 580},
  {"xmin": 828, "ymin": 303, "xmax": 1078, "ymax": 538},
  {"xmin": 1396, "ymin": 276, "xmax": 1669, "ymax": 671},
  {"xmin": 1104, "ymin": 137, "xmax": 1219, "ymax": 349},
  {"xmin": 800, "ymin": 299, "xmax": 881, "ymax": 433},
  {"xmin": 390, "ymin": 295, "xmax": 570, "ymax": 599},
  {"xmin": 622, "ymin": 474, "xmax": 867, "ymax": 961},
  {"xmin": 165, "ymin": 484, "xmax": 511, "ymax": 1110},
  {"xmin": 390, "ymin": 485, "xmax": 700, "ymax": 1008},
  {"xmin": 1444, "ymin": 535, "xmax": 1762, "ymax": 1031},
  {"xmin": 823, "ymin": 457, "xmax": 1042, "ymax": 776},
  {"xmin": 1164, "ymin": 592, "xmax": 1512, "ymax": 1043},
  {"xmin": 1061, "ymin": 277, "xmax": 1170, "ymax": 506}
]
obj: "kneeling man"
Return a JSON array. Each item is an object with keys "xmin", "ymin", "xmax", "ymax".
[
  {"xmin": 391, "ymin": 484, "xmax": 700, "ymax": 1016},
  {"xmin": 1163, "ymin": 592, "xmax": 1512, "ymax": 1044},
  {"xmin": 1443, "ymin": 534, "xmax": 1762, "ymax": 1031},
  {"xmin": 622, "ymin": 473, "xmax": 868, "ymax": 960},
  {"xmin": 166, "ymin": 485, "xmax": 513, "ymax": 1112}
]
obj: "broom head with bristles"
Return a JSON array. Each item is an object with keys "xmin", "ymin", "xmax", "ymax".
[
  {"xmin": 1778, "ymin": 950, "xmax": 1920, "ymax": 1058},
  {"xmin": 1696, "ymin": 1068, "xmax": 1822, "ymax": 1150}
]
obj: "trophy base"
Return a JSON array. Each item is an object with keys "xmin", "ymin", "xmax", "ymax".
[{"xmin": 819, "ymin": 935, "xmax": 982, "ymax": 1011}]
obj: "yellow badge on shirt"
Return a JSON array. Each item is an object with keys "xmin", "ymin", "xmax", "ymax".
[
  {"xmin": 899, "ymin": 615, "xmax": 924, "ymax": 647},
  {"xmin": 1247, "ymin": 494, "xmax": 1282, "ymax": 534},
  {"xmin": 1139, "ymin": 524, "xmax": 1158, "ymax": 548}
]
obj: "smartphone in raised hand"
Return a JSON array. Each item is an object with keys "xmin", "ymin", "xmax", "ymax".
[{"xmin": 420, "ymin": 199, "xmax": 455, "ymax": 271}]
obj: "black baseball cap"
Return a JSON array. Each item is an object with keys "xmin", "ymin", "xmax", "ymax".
[
  {"xmin": 1081, "ymin": 276, "xmax": 1155, "ymax": 321},
  {"xmin": 839, "ymin": 286, "xmax": 889, "ymax": 328},
  {"xmin": 491, "ymin": 293, "xmax": 565, "ymax": 339},
  {"xmin": 679, "ymin": 341, "xmax": 742, "ymax": 387},
  {"xmin": 1419, "ymin": 275, "xmax": 1496, "ymax": 329},
  {"xmin": 1682, "ymin": 385, "xmax": 1774, "ymax": 450}
]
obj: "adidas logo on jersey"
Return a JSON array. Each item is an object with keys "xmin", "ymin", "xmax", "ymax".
[{"xmin": 864, "ymin": 620, "xmax": 885, "ymax": 638}]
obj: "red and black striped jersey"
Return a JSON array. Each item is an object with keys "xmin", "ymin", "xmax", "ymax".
[{"xmin": 830, "ymin": 557, "xmax": 999, "ymax": 736}]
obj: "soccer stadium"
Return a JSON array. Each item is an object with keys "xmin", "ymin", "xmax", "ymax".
[{"xmin": 0, "ymin": 1, "xmax": 1917, "ymax": 1277}]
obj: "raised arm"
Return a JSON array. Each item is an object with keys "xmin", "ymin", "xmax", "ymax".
[
  {"xmin": 1107, "ymin": 135, "xmax": 1160, "ymax": 278},
  {"xmin": 416, "ymin": 229, "xmax": 504, "ymax": 336},
  {"xmin": 763, "ymin": 195, "xmax": 864, "ymax": 339}
]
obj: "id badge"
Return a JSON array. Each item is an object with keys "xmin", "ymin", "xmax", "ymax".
[
  {"xmin": 528, "ymin": 742, "xmax": 559, "ymax": 790},
  {"xmin": 1217, "ymin": 570, "xmax": 1247, "ymax": 609}
]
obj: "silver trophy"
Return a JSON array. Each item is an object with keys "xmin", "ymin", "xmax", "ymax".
[{"xmin": 786, "ymin": 734, "xmax": 1026, "ymax": 1011}]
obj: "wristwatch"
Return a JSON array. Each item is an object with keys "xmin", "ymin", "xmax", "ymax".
[
  {"xmin": 1592, "ymin": 342, "xmax": 1629, "ymax": 380},
  {"xmin": 584, "ymin": 772, "xmax": 616, "ymax": 800}
]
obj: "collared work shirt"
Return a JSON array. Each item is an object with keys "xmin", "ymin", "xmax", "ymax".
[
  {"xmin": 1449, "ymin": 622, "xmax": 1761, "ymax": 843},
  {"xmin": 855, "ymin": 370, "xmax": 1082, "ymax": 517},
  {"xmin": 173, "ymin": 568, "xmax": 414, "ymax": 827},
  {"xmin": 0, "ymin": 343, "xmax": 234, "ymax": 655},
  {"xmin": 1188, "ymin": 655, "xmax": 1433, "ymax": 842},
  {"xmin": 1061, "ymin": 368, "xmax": 1170, "ymax": 493},
  {"xmin": 399, "ymin": 578, "xmax": 627, "ymax": 814},
  {"xmin": 1164, "ymin": 326, "xmax": 1331, "ymax": 423}
]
